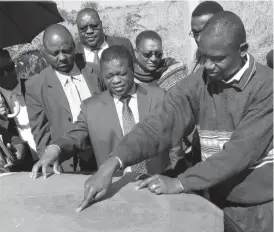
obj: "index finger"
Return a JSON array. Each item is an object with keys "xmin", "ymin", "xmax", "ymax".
[
  {"xmin": 135, "ymin": 175, "xmax": 159, "ymax": 190},
  {"xmin": 31, "ymin": 161, "xmax": 42, "ymax": 179},
  {"xmin": 75, "ymin": 188, "xmax": 97, "ymax": 213}
]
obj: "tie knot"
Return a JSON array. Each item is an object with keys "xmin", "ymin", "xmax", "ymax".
[{"xmin": 120, "ymin": 95, "xmax": 131, "ymax": 105}]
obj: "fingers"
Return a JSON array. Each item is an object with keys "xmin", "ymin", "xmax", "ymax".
[
  {"xmin": 7, "ymin": 143, "xmax": 11, "ymax": 149},
  {"xmin": 135, "ymin": 175, "xmax": 160, "ymax": 190},
  {"xmin": 30, "ymin": 161, "xmax": 42, "ymax": 179},
  {"xmin": 42, "ymin": 165, "xmax": 48, "ymax": 179},
  {"xmin": 53, "ymin": 161, "xmax": 61, "ymax": 175},
  {"xmin": 75, "ymin": 187, "xmax": 97, "ymax": 213},
  {"xmin": 4, "ymin": 161, "xmax": 15, "ymax": 168}
]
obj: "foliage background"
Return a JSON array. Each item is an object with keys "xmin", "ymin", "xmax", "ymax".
[{"xmin": 6, "ymin": 0, "xmax": 273, "ymax": 79}]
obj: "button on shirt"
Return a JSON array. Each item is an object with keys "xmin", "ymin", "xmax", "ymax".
[
  {"xmin": 83, "ymin": 40, "xmax": 109, "ymax": 63},
  {"xmin": 113, "ymin": 85, "xmax": 139, "ymax": 172},
  {"xmin": 55, "ymin": 64, "xmax": 92, "ymax": 122}
]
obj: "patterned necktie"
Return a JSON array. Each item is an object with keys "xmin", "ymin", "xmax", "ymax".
[
  {"xmin": 93, "ymin": 49, "xmax": 100, "ymax": 64},
  {"xmin": 120, "ymin": 95, "xmax": 147, "ymax": 174}
]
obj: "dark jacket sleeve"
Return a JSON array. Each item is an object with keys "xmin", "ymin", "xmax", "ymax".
[
  {"xmin": 55, "ymin": 102, "xmax": 91, "ymax": 161},
  {"xmin": 111, "ymin": 80, "xmax": 196, "ymax": 168},
  {"xmin": 178, "ymin": 78, "xmax": 273, "ymax": 192},
  {"xmin": 25, "ymin": 80, "xmax": 51, "ymax": 158}
]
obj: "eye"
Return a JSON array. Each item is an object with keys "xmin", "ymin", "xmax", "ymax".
[{"xmin": 211, "ymin": 56, "xmax": 225, "ymax": 63}]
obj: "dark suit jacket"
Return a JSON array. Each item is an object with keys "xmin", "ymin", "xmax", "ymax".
[
  {"xmin": 76, "ymin": 35, "xmax": 136, "ymax": 62},
  {"xmin": 25, "ymin": 61, "xmax": 100, "ymax": 161},
  {"xmin": 56, "ymin": 84, "xmax": 171, "ymax": 175}
]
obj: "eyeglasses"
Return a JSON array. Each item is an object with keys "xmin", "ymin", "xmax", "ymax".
[
  {"xmin": 189, "ymin": 30, "xmax": 201, "ymax": 39},
  {"xmin": 79, "ymin": 24, "xmax": 101, "ymax": 32},
  {"xmin": 137, "ymin": 49, "xmax": 163, "ymax": 59}
]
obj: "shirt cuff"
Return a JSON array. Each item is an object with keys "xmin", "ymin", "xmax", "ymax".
[
  {"xmin": 45, "ymin": 144, "xmax": 61, "ymax": 154},
  {"xmin": 114, "ymin": 156, "xmax": 123, "ymax": 170}
]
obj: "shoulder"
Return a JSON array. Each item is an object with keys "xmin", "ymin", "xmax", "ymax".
[
  {"xmin": 25, "ymin": 66, "xmax": 51, "ymax": 92},
  {"xmin": 84, "ymin": 62, "xmax": 101, "ymax": 76},
  {"xmin": 106, "ymin": 35, "xmax": 132, "ymax": 45},
  {"xmin": 251, "ymin": 62, "xmax": 273, "ymax": 95},
  {"xmin": 139, "ymin": 84, "xmax": 165, "ymax": 98},
  {"xmin": 83, "ymin": 91, "xmax": 108, "ymax": 106}
]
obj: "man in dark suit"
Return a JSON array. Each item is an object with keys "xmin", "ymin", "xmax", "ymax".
[
  {"xmin": 75, "ymin": 8, "xmax": 135, "ymax": 64},
  {"xmin": 25, "ymin": 24, "xmax": 100, "ymax": 172},
  {"xmin": 30, "ymin": 45, "xmax": 172, "ymax": 177}
]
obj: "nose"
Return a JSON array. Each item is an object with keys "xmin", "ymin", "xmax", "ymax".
[
  {"xmin": 150, "ymin": 54, "xmax": 157, "ymax": 62},
  {"xmin": 204, "ymin": 57, "xmax": 215, "ymax": 70},
  {"xmin": 112, "ymin": 75, "xmax": 122, "ymax": 84},
  {"xmin": 195, "ymin": 35, "xmax": 201, "ymax": 46},
  {"xmin": 58, "ymin": 52, "xmax": 66, "ymax": 61},
  {"xmin": 86, "ymin": 26, "xmax": 94, "ymax": 34}
]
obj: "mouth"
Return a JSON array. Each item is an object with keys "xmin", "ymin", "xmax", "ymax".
[
  {"xmin": 58, "ymin": 64, "xmax": 69, "ymax": 68},
  {"xmin": 113, "ymin": 85, "xmax": 125, "ymax": 92},
  {"xmin": 86, "ymin": 36, "xmax": 97, "ymax": 41}
]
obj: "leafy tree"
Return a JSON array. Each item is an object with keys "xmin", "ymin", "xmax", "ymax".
[{"xmin": 81, "ymin": 1, "xmax": 99, "ymax": 11}]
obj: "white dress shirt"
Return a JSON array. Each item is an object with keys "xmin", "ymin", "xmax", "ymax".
[
  {"xmin": 113, "ymin": 85, "xmax": 139, "ymax": 173},
  {"xmin": 0, "ymin": 85, "xmax": 37, "ymax": 159},
  {"xmin": 83, "ymin": 40, "xmax": 109, "ymax": 63},
  {"xmin": 55, "ymin": 64, "xmax": 92, "ymax": 122}
]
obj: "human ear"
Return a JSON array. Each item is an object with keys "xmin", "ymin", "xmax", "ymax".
[{"xmin": 239, "ymin": 42, "xmax": 249, "ymax": 58}]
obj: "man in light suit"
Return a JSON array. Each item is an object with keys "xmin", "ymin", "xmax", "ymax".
[
  {"xmin": 31, "ymin": 45, "xmax": 173, "ymax": 176},
  {"xmin": 75, "ymin": 8, "xmax": 135, "ymax": 64},
  {"xmin": 25, "ymin": 24, "xmax": 100, "ymax": 172}
]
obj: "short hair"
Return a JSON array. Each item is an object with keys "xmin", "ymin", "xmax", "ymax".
[
  {"xmin": 101, "ymin": 45, "xmax": 134, "ymax": 70},
  {"xmin": 76, "ymin": 8, "xmax": 100, "ymax": 24},
  {"xmin": 135, "ymin": 30, "xmax": 162, "ymax": 48},
  {"xmin": 192, "ymin": 1, "xmax": 223, "ymax": 18},
  {"xmin": 266, "ymin": 49, "xmax": 273, "ymax": 69},
  {"xmin": 201, "ymin": 11, "xmax": 246, "ymax": 49}
]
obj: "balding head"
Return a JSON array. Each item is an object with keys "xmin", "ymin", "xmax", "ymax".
[
  {"xmin": 43, "ymin": 24, "xmax": 74, "ymax": 49},
  {"xmin": 76, "ymin": 8, "xmax": 104, "ymax": 49},
  {"xmin": 43, "ymin": 24, "xmax": 75, "ymax": 73},
  {"xmin": 201, "ymin": 11, "xmax": 246, "ymax": 49},
  {"xmin": 199, "ymin": 11, "xmax": 249, "ymax": 82}
]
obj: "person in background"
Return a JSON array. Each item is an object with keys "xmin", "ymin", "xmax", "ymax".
[
  {"xmin": 189, "ymin": 1, "xmax": 223, "ymax": 73},
  {"xmin": 0, "ymin": 49, "xmax": 35, "ymax": 169},
  {"xmin": 266, "ymin": 49, "xmax": 273, "ymax": 69},
  {"xmin": 69, "ymin": 11, "xmax": 272, "ymax": 231},
  {"xmin": 25, "ymin": 24, "xmax": 100, "ymax": 173},
  {"xmin": 75, "ymin": 8, "xmax": 135, "ymax": 65},
  {"xmin": 30, "ymin": 45, "xmax": 173, "ymax": 177},
  {"xmin": 133, "ymin": 30, "xmax": 187, "ymax": 91}
]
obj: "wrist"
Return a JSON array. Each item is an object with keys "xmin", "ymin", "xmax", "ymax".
[
  {"xmin": 100, "ymin": 157, "xmax": 120, "ymax": 176},
  {"xmin": 175, "ymin": 178, "xmax": 185, "ymax": 193}
]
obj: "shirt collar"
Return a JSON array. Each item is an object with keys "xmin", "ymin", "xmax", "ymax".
[
  {"xmin": 204, "ymin": 53, "xmax": 256, "ymax": 91},
  {"xmin": 113, "ymin": 83, "xmax": 137, "ymax": 104},
  {"xmin": 55, "ymin": 63, "xmax": 82, "ymax": 87},
  {"xmin": 224, "ymin": 53, "xmax": 250, "ymax": 84},
  {"xmin": 83, "ymin": 36, "xmax": 108, "ymax": 52}
]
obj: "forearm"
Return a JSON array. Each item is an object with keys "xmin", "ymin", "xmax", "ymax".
[{"xmin": 111, "ymin": 82, "xmax": 195, "ymax": 169}]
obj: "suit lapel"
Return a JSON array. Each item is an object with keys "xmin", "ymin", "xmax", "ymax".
[
  {"xmin": 100, "ymin": 91, "xmax": 123, "ymax": 139},
  {"xmin": 80, "ymin": 63, "xmax": 98, "ymax": 95},
  {"xmin": 136, "ymin": 85, "xmax": 151, "ymax": 121},
  {"xmin": 46, "ymin": 67, "xmax": 71, "ymax": 114}
]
